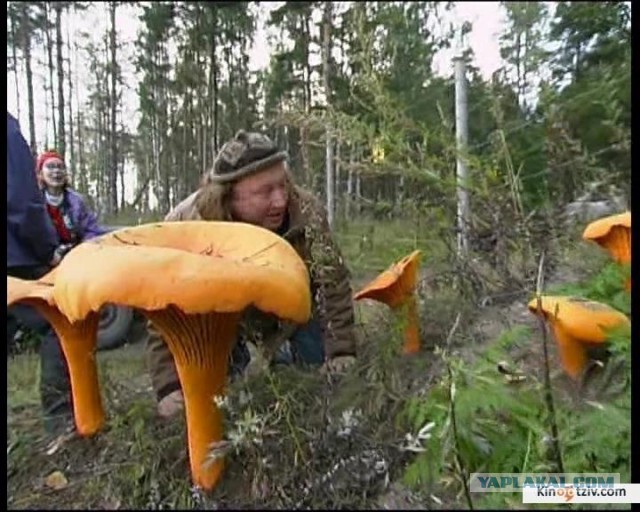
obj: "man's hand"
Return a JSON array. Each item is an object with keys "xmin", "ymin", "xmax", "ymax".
[
  {"xmin": 49, "ymin": 244, "xmax": 73, "ymax": 267},
  {"xmin": 320, "ymin": 355, "xmax": 356, "ymax": 375},
  {"xmin": 49, "ymin": 249, "xmax": 63, "ymax": 268}
]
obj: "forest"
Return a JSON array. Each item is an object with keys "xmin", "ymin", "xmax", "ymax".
[
  {"xmin": 7, "ymin": 1, "xmax": 631, "ymax": 221},
  {"xmin": 7, "ymin": 1, "xmax": 632, "ymax": 510}
]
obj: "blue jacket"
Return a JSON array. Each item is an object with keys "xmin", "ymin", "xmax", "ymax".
[
  {"xmin": 47, "ymin": 187, "xmax": 109, "ymax": 243},
  {"xmin": 7, "ymin": 112, "xmax": 59, "ymax": 268}
]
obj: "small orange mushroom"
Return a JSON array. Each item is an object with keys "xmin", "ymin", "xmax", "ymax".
[
  {"xmin": 7, "ymin": 276, "xmax": 104, "ymax": 436},
  {"xmin": 52, "ymin": 221, "xmax": 311, "ymax": 490},
  {"xmin": 583, "ymin": 211, "xmax": 631, "ymax": 291},
  {"xmin": 354, "ymin": 250, "xmax": 422, "ymax": 354},
  {"xmin": 527, "ymin": 295, "xmax": 630, "ymax": 380}
]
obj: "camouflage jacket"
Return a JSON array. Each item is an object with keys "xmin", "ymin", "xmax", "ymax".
[{"xmin": 146, "ymin": 185, "xmax": 357, "ymax": 400}]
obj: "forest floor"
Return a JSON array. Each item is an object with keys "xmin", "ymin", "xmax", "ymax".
[{"xmin": 6, "ymin": 224, "xmax": 630, "ymax": 510}]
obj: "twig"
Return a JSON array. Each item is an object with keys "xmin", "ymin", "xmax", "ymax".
[
  {"xmin": 532, "ymin": 251, "xmax": 565, "ymax": 473},
  {"xmin": 112, "ymin": 233, "xmax": 139, "ymax": 246},
  {"xmin": 521, "ymin": 429, "xmax": 533, "ymax": 473},
  {"xmin": 243, "ymin": 241, "xmax": 280, "ymax": 262},
  {"xmin": 444, "ymin": 313, "xmax": 462, "ymax": 350},
  {"xmin": 446, "ymin": 362, "xmax": 474, "ymax": 511},
  {"xmin": 442, "ymin": 313, "xmax": 473, "ymax": 510}
]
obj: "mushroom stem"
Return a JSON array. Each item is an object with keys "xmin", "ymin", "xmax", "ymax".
[
  {"xmin": 37, "ymin": 306, "xmax": 103, "ymax": 435},
  {"xmin": 606, "ymin": 226, "xmax": 631, "ymax": 264},
  {"xmin": 551, "ymin": 323, "xmax": 588, "ymax": 380},
  {"xmin": 146, "ymin": 308, "xmax": 241, "ymax": 491},
  {"xmin": 397, "ymin": 296, "xmax": 420, "ymax": 355}
]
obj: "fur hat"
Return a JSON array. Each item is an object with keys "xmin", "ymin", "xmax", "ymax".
[{"xmin": 208, "ymin": 130, "xmax": 288, "ymax": 184}]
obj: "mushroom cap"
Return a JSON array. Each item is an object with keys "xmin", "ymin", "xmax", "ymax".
[
  {"xmin": 582, "ymin": 211, "xmax": 631, "ymax": 241},
  {"xmin": 353, "ymin": 250, "xmax": 421, "ymax": 308},
  {"xmin": 7, "ymin": 276, "xmax": 55, "ymax": 307},
  {"xmin": 582, "ymin": 211, "xmax": 631, "ymax": 265},
  {"xmin": 92, "ymin": 221, "xmax": 309, "ymax": 278},
  {"xmin": 52, "ymin": 221, "xmax": 312, "ymax": 324},
  {"xmin": 527, "ymin": 295, "xmax": 630, "ymax": 343}
]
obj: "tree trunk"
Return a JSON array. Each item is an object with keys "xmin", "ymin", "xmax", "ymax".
[
  {"xmin": 355, "ymin": 166, "xmax": 362, "ymax": 215},
  {"xmin": 96, "ymin": 105, "xmax": 104, "ymax": 209},
  {"xmin": 226, "ymin": 47, "xmax": 234, "ymax": 131},
  {"xmin": 395, "ymin": 175, "xmax": 405, "ymax": 216},
  {"xmin": 303, "ymin": 15, "xmax": 312, "ymax": 118},
  {"xmin": 44, "ymin": 80, "xmax": 51, "ymax": 149},
  {"xmin": 74, "ymin": 39, "xmax": 84, "ymax": 190},
  {"xmin": 9, "ymin": 10, "xmax": 21, "ymax": 123},
  {"xmin": 322, "ymin": 1, "xmax": 334, "ymax": 227},
  {"xmin": 109, "ymin": 1, "xmax": 118, "ymax": 215},
  {"xmin": 20, "ymin": 4, "xmax": 37, "ymax": 153},
  {"xmin": 44, "ymin": 4, "xmax": 58, "ymax": 147},
  {"xmin": 55, "ymin": 3, "xmax": 66, "ymax": 157},
  {"xmin": 335, "ymin": 140, "xmax": 341, "ymax": 219},
  {"xmin": 119, "ymin": 134, "xmax": 126, "ymax": 211},
  {"xmin": 346, "ymin": 146, "xmax": 354, "ymax": 220},
  {"xmin": 211, "ymin": 15, "xmax": 219, "ymax": 159},
  {"xmin": 76, "ymin": 112, "xmax": 87, "ymax": 195},
  {"xmin": 66, "ymin": 22, "xmax": 76, "ymax": 184}
]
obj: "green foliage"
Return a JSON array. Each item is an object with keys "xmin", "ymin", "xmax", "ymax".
[
  {"xmin": 401, "ymin": 256, "xmax": 631, "ymax": 505},
  {"xmin": 559, "ymin": 319, "xmax": 631, "ymax": 484},
  {"xmin": 547, "ymin": 261, "xmax": 630, "ymax": 315},
  {"xmin": 403, "ymin": 326, "xmax": 545, "ymax": 489}
]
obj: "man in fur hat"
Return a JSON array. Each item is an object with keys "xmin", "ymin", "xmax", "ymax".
[{"xmin": 148, "ymin": 130, "xmax": 358, "ymax": 418}]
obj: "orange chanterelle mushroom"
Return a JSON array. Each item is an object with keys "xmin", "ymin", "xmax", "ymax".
[
  {"xmin": 354, "ymin": 250, "xmax": 422, "ymax": 354},
  {"xmin": 527, "ymin": 295, "xmax": 630, "ymax": 380},
  {"xmin": 583, "ymin": 211, "xmax": 631, "ymax": 290},
  {"xmin": 7, "ymin": 276, "xmax": 104, "ymax": 436},
  {"xmin": 51, "ymin": 221, "xmax": 311, "ymax": 491}
]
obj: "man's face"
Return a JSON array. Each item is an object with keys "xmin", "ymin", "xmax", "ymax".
[
  {"xmin": 41, "ymin": 157, "xmax": 68, "ymax": 188},
  {"xmin": 229, "ymin": 162, "xmax": 289, "ymax": 231}
]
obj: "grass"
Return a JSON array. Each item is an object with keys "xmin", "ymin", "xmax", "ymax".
[{"xmin": 334, "ymin": 216, "xmax": 450, "ymax": 282}]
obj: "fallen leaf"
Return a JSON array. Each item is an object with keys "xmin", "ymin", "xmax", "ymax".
[{"xmin": 45, "ymin": 470, "xmax": 68, "ymax": 490}]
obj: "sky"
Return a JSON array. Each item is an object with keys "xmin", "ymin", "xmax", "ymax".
[{"xmin": 6, "ymin": 1, "xmax": 517, "ymax": 206}]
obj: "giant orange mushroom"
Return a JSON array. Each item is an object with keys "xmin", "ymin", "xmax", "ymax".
[
  {"xmin": 7, "ymin": 276, "xmax": 104, "ymax": 436},
  {"xmin": 527, "ymin": 295, "xmax": 630, "ymax": 380},
  {"xmin": 354, "ymin": 250, "xmax": 422, "ymax": 354},
  {"xmin": 583, "ymin": 211, "xmax": 631, "ymax": 291},
  {"xmin": 51, "ymin": 221, "xmax": 311, "ymax": 490}
]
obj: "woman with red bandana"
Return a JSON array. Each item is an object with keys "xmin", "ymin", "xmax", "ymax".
[{"xmin": 36, "ymin": 151, "xmax": 108, "ymax": 258}]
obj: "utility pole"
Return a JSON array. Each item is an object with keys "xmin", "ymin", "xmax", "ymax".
[{"xmin": 454, "ymin": 39, "xmax": 470, "ymax": 257}]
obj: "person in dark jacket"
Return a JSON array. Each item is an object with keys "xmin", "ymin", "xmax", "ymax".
[{"xmin": 6, "ymin": 112, "xmax": 74, "ymax": 436}]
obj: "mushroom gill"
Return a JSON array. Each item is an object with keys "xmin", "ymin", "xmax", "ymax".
[
  {"xmin": 7, "ymin": 276, "xmax": 103, "ymax": 436},
  {"xmin": 354, "ymin": 250, "xmax": 422, "ymax": 354},
  {"xmin": 527, "ymin": 295, "xmax": 630, "ymax": 380},
  {"xmin": 52, "ymin": 221, "xmax": 311, "ymax": 490}
]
